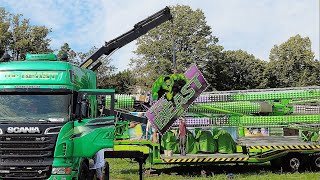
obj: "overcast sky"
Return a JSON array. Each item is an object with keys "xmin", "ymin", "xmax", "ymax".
[{"xmin": 1, "ymin": 0, "xmax": 319, "ymax": 72}]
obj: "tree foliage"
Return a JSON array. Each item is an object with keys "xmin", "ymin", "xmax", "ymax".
[
  {"xmin": 0, "ymin": 8, "xmax": 10, "ymax": 57},
  {"xmin": 131, "ymin": 5, "xmax": 219, "ymax": 90},
  {"xmin": 1, "ymin": 7, "xmax": 318, "ymax": 93},
  {"xmin": 262, "ymin": 34, "xmax": 319, "ymax": 88},
  {"xmin": 100, "ymin": 69, "xmax": 137, "ymax": 94},
  {"xmin": 57, "ymin": 43, "xmax": 77, "ymax": 64},
  {"xmin": 206, "ymin": 50, "xmax": 266, "ymax": 91},
  {"xmin": 0, "ymin": 8, "xmax": 52, "ymax": 60}
]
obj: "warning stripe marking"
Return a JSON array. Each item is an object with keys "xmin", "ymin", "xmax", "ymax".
[
  {"xmin": 163, "ymin": 157, "xmax": 249, "ymax": 163},
  {"xmin": 249, "ymin": 145, "xmax": 320, "ymax": 150}
]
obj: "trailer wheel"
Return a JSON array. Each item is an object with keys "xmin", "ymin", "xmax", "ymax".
[
  {"xmin": 311, "ymin": 156, "xmax": 320, "ymax": 171},
  {"xmin": 78, "ymin": 160, "xmax": 90, "ymax": 180},
  {"xmin": 270, "ymin": 157, "xmax": 283, "ymax": 170},
  {"xmin": 285, "ymin": 155, "xmax": 302, "ymax": 172}
]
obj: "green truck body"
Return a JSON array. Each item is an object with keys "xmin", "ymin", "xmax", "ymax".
[{"xmin": 0, "ymin": 55, "xmax": 116, "ymax": 180}]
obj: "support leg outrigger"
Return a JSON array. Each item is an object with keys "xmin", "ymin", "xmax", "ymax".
[
  {"xmin": 138, "ymin": 158, "xmax": 144, "ymax": 180},
  {"xmin": 104, "ymin": 151, "xmax": 145, "ymax": 180}
]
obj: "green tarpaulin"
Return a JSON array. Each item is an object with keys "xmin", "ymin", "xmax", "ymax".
[
  {"xmin": 214, "ymin": 130, "xmax": 236, "ymax": 154},
  {"xmin": 186, "ymin": 130, "xmax": 199, "ymax": 154},
  {"xmin": 212, "ymin": 128, "xmax": 220, "ymax": 137},
  {"xmin": 161, "ymin": 128, "xmax": 235, "ymax": 154},
  {"xmin": 161, "ymin": 130, "xmax": 180, "ymax": 153},
  {"xmin": 195, "ymin": 130, "xmax": 217, "ymax": 153}
]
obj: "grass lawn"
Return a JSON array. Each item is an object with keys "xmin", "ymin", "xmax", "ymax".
[{"xmin": 107, "ymin": 158, "xmax": 320, "ymax": 180}]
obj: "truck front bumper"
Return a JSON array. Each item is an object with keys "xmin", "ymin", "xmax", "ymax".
[{"xmin": 47, "ymin": 174, "xmax": 73, "ymax": 180}]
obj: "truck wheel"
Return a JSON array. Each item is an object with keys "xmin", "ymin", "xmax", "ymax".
[
  {"xmin": 88, "ymin": 169, "xmax": 95, "ymax": 180},
  {"xmin": 78, "ymin": 160, "xmax": 90, "ymax": 180},
  {"xmin": 104, "ymin": 162, "xmax": 110, "ymax": 180},
  {"xmin": 285, "ymin": 155, "xmax": 302, "ymax": 172},
  {"xmin": 311, "ymin": 156, "xmax": 320, "ymax": 171}
]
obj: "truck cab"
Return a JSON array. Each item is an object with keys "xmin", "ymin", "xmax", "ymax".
[{"xmin": 0, "ymin": 54, "xmax": 115, "ymax": 180}]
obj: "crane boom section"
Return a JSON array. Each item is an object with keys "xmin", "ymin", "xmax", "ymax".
[{"xmin": 80, "ymin": 7, "xmax": 172, "ymax": 70}]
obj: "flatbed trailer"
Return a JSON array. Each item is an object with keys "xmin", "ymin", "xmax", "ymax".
[
  {"xmin": 106, "ymin": 86, "xmax": 320, "ymax": 179},
  {"xmin": 107, "ymin": 138, "xmax": 320, "ymax": 180},
  {"xmin": 112, "ymin": 137, "xmax": 320, "ymax": 168}
]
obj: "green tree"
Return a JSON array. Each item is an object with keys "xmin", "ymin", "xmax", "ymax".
[
  {"xmin": 0, "ymin": 8, "xmax": 52, "ymax": 60},
  {"xmin": 10, "ymin": 14, "xmax": 52, "ymax": 60},
  {"xmin": 130, "ymin": 5, "xmax": 219, "ymax": 89},
  {"xmin": 57, "ymin": 43, "xmax": 77, "ymax": 64},
  {"xmin": 100, "ymin": 69, "xmax": 137, "ymax": 94},
  {"xmin": 0, "ymin": 8, "xmax": 11, "ymax": 57},
  {"xmin": 206, "ymin": 49, "xmax": 266, "ymax": 91},
  {"xmin": 28, "ymin": 25, "xmax": 52, "ymax": 53},
  {"xmin": 262, "ymin": 34, "xmax": 319, "ymax": 88}
]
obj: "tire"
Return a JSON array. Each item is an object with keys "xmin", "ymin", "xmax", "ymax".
[
  {"xmin": 311, "ymin": 156, "xmax": 320, "ymax": 171},
  {"xmin": 104, "ymin": 162, "xmax": 110, "ymax": 180},
  {"xmin": 78, "ymin": 160, "xmax": 90, "ymax": 180},
  {"xmin": 284, "ymin": 155, "xmax": 302, "ymax": 172},
  {"xmin": 88, "ymin": 169, "xmax": 95, "ymax": 180},
  {"xmin": 270, "ymin": 157, "xmax": 284, "ymax": 170}
]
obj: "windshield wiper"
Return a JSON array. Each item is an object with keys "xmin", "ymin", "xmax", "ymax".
[
  {"xmin": 0, "ymin": 118, "xmax": 21, "ymax": 123},
  {"xmin": 38, "ymin": 119, "xmax": 52, "ymax": 123},
  {"xmin": 23, "ymin": 117, "xmax": 49, "ymax": 123}
]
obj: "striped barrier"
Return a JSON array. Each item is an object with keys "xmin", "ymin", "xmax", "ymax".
[
  {"xmin": 248, "ymin": 145, "xmax": 320, "ymax": 150},
  {"xmin": 163, "ymin": 157, "xmax": 249, "ymax": 163}
]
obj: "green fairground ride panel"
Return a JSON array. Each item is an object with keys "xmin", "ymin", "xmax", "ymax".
[{"xmin": 201, "ymin": 86, "xmax": 320, "ymax": 102}]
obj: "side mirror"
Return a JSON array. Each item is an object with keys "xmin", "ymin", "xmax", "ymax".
[
  {"xmin": 81, "ymin": 100, "xmax": 88, "ymax": 118},
  {"xmin": 76, "ymin": 93, "xmax": 88, "ymax": 122}
]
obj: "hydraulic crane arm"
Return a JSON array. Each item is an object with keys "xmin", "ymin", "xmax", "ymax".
[{"xmin": 80, "ymin": 6, "xmax": 173, "ymax": 70}]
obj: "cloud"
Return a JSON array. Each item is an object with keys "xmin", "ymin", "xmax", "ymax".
[
  {"xmin": 185, "ymin": 0, "xmax": 319, "ymax": 60},
  {"xmin": 1, "ymin": 0, "xmax": 319, "ymax": 69}
]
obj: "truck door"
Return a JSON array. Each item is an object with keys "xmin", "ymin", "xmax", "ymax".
[{"xmin": 72, "ymin": 89, "xmax": 115, "ymax": 157}]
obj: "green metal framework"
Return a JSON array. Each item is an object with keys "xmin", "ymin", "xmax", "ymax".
[{"xmin": 181, "ymin": 87, "xmax": 320, "ymax": 132}]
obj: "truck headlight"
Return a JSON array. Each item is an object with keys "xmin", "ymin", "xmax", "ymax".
[{"xmin": 52, "ymin": 167, "xmax": 71, "ymax": 175}]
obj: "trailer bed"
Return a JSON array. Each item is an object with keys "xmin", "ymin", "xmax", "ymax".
[{"xmin": 237, "ymin": 136, "xmax": 320, "ymax": 150}]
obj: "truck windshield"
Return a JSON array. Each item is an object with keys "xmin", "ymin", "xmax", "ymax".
[{"xmin": 0, "ymin": 94, "xmax": 71, "ymax": 123}]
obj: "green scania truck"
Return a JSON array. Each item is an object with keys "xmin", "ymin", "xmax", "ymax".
[
  {"xmin": 0, "ymin": 53, "xmax": 117, "ymax": 180},
  {"xmin": 0, "ymin": 7, "xmax": 172, "ymax": 180}
]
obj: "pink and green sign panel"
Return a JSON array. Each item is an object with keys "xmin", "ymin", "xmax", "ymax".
[{"xmin": 146, "ymin": 64, "xmax": 208, "ymax": 135}]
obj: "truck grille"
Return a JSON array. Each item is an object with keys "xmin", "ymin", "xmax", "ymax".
[
  {"xmin": 0, "ymin": 166, "xmax": 50, "ymax": 179},
  {"xmin": 0, "ymin": 134, "xmax": 57, "ymax": 179}
]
